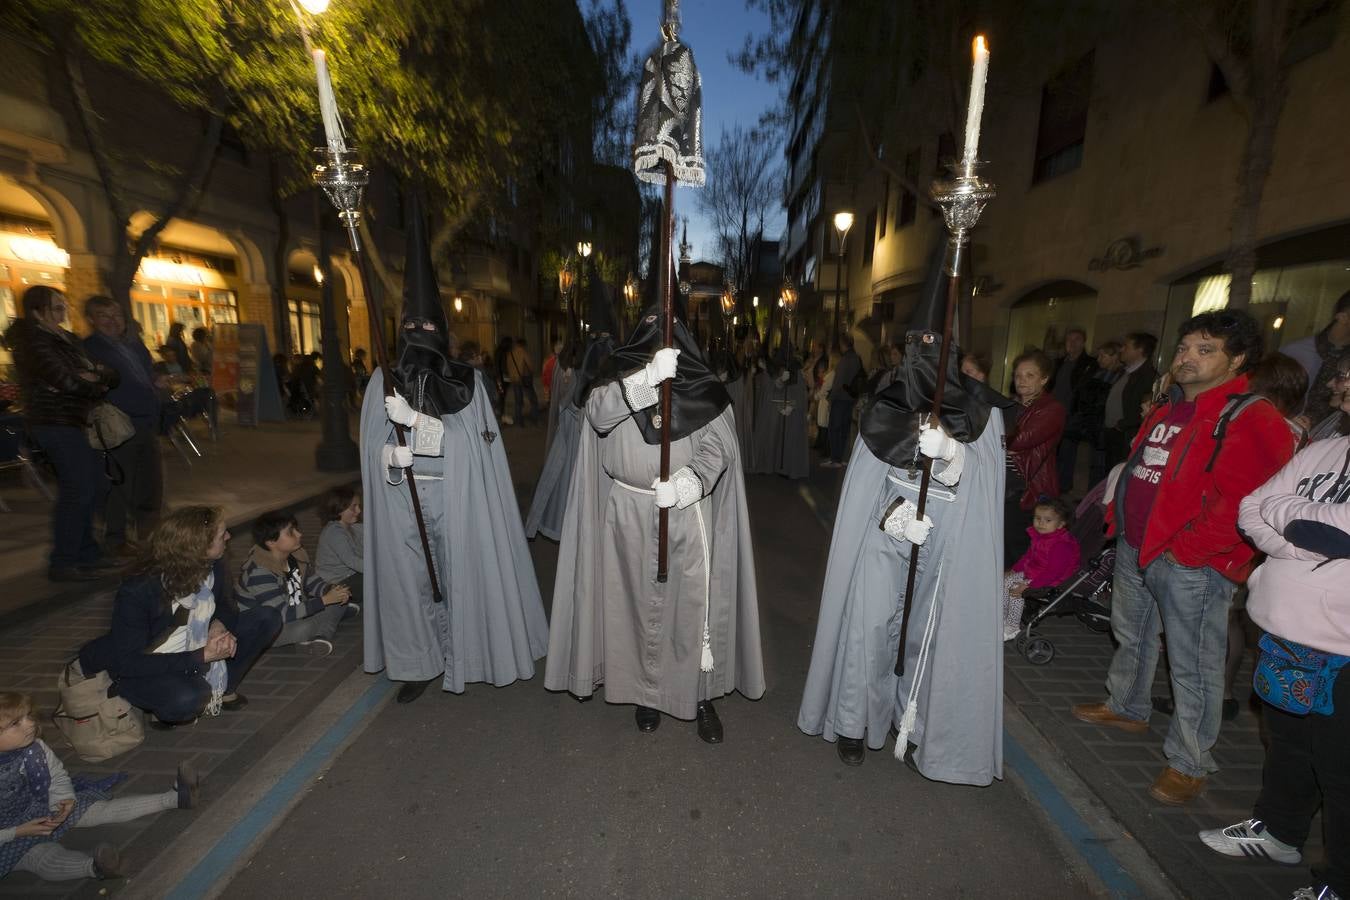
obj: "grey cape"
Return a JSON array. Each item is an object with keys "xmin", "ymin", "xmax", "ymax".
[
  {"xmin": 748, "ymin": 369, "xmax": 809, "ymax": 479},
  {"xmin": 796, "ymin": 422, "xmax": 1006, "ymax": 786},
  {"xmin": 524, "ymin": 395, "xmax": 582, "ymax": 542},
  {"xmin": 544, "ymin": 367, "xmax": 574, "ymax": 457},
  {"xmin": 544, "ymin": 381, "xmax": 766, "ymax": 718},
  {"xmin": 725, "ymin": 372, "xmax": 756, "ymax": 472},
  {"xmin": 361, "ymin": 368, "xmax": 549, "ymax": 690}
]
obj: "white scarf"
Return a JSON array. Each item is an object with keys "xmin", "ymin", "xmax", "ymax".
[{"xmin": 156, "ymin": 571, "xmax": 228, "ymax": 716}]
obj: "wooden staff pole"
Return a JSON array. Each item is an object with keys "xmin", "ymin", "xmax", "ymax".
[{"xmin": 657, "ymin": 160, "xmax": 675, "ymax": 583}]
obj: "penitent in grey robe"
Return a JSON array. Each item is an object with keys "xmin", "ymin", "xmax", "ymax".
[
  {"xmin": 749, "ymin": 371, "xmax": 809, "ymax": 479},
  {"xmin": 725, "ymin": 374, "xmax": 755, "ymax": 472},
  {"xmin": 544, "ymin": 382, "xmax": 766, "ymax": 719},
  {"xmin": 361, "ymin": 368, "xmax": 549, "ymax": 691},
  {"xmin": 544, "ymin": 367, "xmax": 574, "ymax": 458},
  {"xmin": 525, "ymin": 396, "xmax": 581, "ymax": 542},
  {"xmin": 797, "ymin": 417, "xmax": 1006, "ymax": 786}
]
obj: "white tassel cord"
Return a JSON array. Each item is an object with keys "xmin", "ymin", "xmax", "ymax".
[
  {"xmin": 694, "ymin": 501, "xmax": 714, "ymax": 672},
  {"xmin": 612, "ymin": 480, "xmax": 714, "ymax": 672},
  {"xmin": 895, "ymin": 559, "xmax": 942, "ymax": 761}
]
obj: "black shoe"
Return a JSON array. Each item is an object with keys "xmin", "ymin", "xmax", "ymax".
[
  {"xmin": 695, "ymin": 701, "xmax": 723, "ymax": 744},
  {"xmin": 150, "ymin": 716, "xmax": 196, "ymax": 731},
  {"xmin": 635, "ymin": 705, "xmax": 660, "ymax": 732},
  {"xmin": 396, "ymin": 678, "xmax": 436, "ymax": 704},
  {"xmin": 175, "ymin": 761, "xmax": 201, "ymax": 809},
  {"xmin": 92, "ymin": 843, "xmax": 123, "ymax": 879},
  {"xmin": 836, "ymin": 736, "xmax": 865, "ymax": 766},
  {"xmin": 1222, "ymin": 698, "xmax": 1240, "ymax": 721},
  {"xmin": 221, "ymin": 693, "xmax": 248, "ymax": 712},
  {"xmin": 1151, "ymin": 695, "xmax": 1175, "ymax": 716},
  {"xmin": 48, "ymin": 566, "xmax": 101, "ymax": 583}
]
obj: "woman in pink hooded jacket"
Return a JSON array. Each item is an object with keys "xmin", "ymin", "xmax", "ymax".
[{"xmin": 1198, "ymin": 426, "xmax": 1350, "ymax": 900}]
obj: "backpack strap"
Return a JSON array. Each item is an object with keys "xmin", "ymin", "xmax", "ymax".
[{"xmin": 1205, "ymin": 392, "xmax": 1268, "ymax": 473}]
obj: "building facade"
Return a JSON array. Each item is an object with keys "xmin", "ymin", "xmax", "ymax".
[{"xmin": 784, "ymin": 1, "xmax": 1350, "ymax": 386}]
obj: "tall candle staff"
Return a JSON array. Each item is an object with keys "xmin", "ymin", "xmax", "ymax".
[
  {"xmin": 305, "ymin": 33, "xmax": 443, "ymax": 603},
  {"xmin": 893, "ymin": 35, "xmax": 996, "ymax": 677}
]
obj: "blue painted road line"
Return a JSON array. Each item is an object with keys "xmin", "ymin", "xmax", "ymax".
[
  {"xmin": 165, "ymin": 677, "xmax": 395, "ymax": 900},
  {"xmin": 1005, "ymin": 730, "xmax": 1144, "ymax": 898}
]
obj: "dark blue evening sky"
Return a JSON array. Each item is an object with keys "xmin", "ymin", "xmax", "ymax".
[{"xmin": 623, "ymin": 0, "xmax": 784, "ymax": 263}]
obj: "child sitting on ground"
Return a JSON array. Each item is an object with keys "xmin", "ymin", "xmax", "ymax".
[
  {"xmin": 236, "ymin": 510, "xmax": 353, "ymax": 658},
  {"xmin": 0, "ymin": 691, "xmax": 198, "ymax": 882},
  {"xmin": 1003, "ymin": 497, "xmax": 1080, "ymax": 641},
  {"xmin": 315, "ymin": 487, "xmax": 364, "ymax": 607}
]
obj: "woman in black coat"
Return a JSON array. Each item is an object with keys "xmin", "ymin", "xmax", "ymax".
[
  {"xmin": 4, "ymin": 286, "xmax": 117, "ymax": 580},
  {"xmin": 79, "ymin": 506, "xmax": 281, "ymax": 726}
]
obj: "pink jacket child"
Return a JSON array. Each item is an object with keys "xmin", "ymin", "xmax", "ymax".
[
  {"xmin": 1012, "ymin": 526, "xmax": 1081, "ymax": 589},
  {"xmin": 1239, "ymin": 435, "xmax": 1350, "ymax": 656}
]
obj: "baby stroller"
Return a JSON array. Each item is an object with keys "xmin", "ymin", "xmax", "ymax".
[{"xmin": 1014, "ymin": 482, "xmax": 1116, "ymax": 666}]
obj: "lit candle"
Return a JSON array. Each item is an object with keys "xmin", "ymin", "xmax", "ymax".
[
  {"xmin": 312, "ymin": 49, "xmax": 345, "ymax": 152},
  {"xmin": 961, "ymin": 35, "xmax": 989, "ymax": 170}
]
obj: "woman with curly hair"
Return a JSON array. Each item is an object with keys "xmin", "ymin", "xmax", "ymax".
[{"xmin": 77, "ymin": 506, "xmax": 281, "ymax": 727}]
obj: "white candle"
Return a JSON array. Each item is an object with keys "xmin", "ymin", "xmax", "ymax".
[
  {"xmin": 961, "ymin": 36, "xmax": 989, "ymax": 170},
  {"xmin": 312, "ymin": 49, "xmax": 346, "ymax": 152}
]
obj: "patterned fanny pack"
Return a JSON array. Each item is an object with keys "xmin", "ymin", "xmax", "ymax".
[{"xmin": 1253, "ymin": 633, "xmax": 1349, "ymax": 716}]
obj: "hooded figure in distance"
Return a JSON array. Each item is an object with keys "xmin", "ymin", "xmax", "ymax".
[
  {"xmin": 797, "ymin": 241, "xmax": 1012, "ymax": 784},
  {"xmin": 545, "ymin": 292, "xmax": 765, "ymax": 743},
  {"xmin": 525, "ymin": 258, "xmax": 619, "ymax": 542},
  {"xmin": 360, "ymin": 196, "xmax": 548, "ymax": 704},
  {"xmin": 748, "ymin": 315, "xmax": 810, "ymax": 479}
]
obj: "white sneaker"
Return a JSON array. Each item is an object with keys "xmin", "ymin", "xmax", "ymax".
[
  {"xmin": 1198, "ymin": 819, "xmax": 1301, "ymax": 864},
  {"xmin": 343, "ymin": 602, "xmax": 361, "ymax": 619},
  {"xmin": 298, "ymin": 638, "xmax": 334, "ymax": 658}
]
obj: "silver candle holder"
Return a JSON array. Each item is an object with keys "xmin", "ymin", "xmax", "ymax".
[
  {"xmin": 313, "ymin": 147, "xmax": 370, "ymax": 251},
  {"xmin": 930, "ymin": 162, "xmax": 996, "ymax": 273}
]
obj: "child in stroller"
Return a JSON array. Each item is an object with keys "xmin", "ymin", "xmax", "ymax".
[
  {"xmin": 1004, "ymin": 497, "xmax": 1081, "ymax": 641},
  {"xmin": 1013, "ymin": 480, "xmax": 1116, "ymax": 665}
]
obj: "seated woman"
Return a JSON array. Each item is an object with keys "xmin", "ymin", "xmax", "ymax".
[{"xmin": 78, "ymin": 506, "xmax": 281, "ymax": 727}]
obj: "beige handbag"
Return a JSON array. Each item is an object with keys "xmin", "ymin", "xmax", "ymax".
[
  {"xmin": 86, "ymin": 401, "xmax": 134, "ymax": 450},
  {"xmin": 52, "ymin": 660, "xmax": 145, "ymax": 762}
]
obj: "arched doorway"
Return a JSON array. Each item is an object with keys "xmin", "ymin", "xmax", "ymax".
[
  {"xmin": 0, "ymin": 178, "xmax": 76, "ymax": 370},
  {"xmin": 1001, "ymin": 280, "xmax": 1098, "ymax": 387}
]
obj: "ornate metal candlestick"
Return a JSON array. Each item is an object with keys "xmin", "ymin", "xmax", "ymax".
[{"xmin": 313, "ymin": 147, "xmax": 370, "ymax": 251}]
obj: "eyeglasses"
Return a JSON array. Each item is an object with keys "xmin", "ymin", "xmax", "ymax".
[{"xmin": 1334, "ymin": 371, "xmax": 1350, "ymax": 382}]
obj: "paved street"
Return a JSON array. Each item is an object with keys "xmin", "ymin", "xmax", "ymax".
[{"xmin": 0, "ymin": 418, "xmax": 1324, "ymax": 899}]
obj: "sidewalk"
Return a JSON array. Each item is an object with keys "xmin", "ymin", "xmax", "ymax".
[
  {"xmin": 0, "ymin": 417, "xmax": 547, "ymax": 899},
  {"xmin": 0, "ymin": 419, "xmax": 358, "ymax": 623},
  {"xmin": 800, "ymin": 460, "xmax": 1319, "ymax": 900}
]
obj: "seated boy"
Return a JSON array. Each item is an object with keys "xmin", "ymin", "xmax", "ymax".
[{"xmin": 235, "ymin": 510, "xmax": 353, "ymax": 658}]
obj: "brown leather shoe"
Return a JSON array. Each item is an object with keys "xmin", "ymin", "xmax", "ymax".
[
  {"xmin": 1148, "ymin": 767, "xmax": 1207, "ymax": 805},
  {"xmin": 1071, "ymin": 702, "xmax": 1149, "ymax": 733}
]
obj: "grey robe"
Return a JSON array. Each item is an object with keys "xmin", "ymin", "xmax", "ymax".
[
  {"xmin": 749, "ymin": 371, "xmax": 809, "ymax": 479},
  {"xmin": 725, "ymin": 374, "xmax": 755, "ymax": 471},
  {"xmin": 524, "ymin": 398, "xmax": 581, "ymax": 542},
  {"xmin": 797, "ymin": 418, "xmax": 1006, "ymax": 786},
  {"xmin": 361, "ymin": 368, "xmax": 549, "ymax": 691},
  {"xmin": 544, "ymin": 382, "xmax": 766, "ymax": 719},
  {"xmin": 544, "ymin": 367, "xmax": 574, "ymax": 457}
]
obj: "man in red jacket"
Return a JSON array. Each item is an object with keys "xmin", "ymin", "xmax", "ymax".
[{"xmin": 1073, "ymin": 309, "xmax": 1294, "ymax": 805}]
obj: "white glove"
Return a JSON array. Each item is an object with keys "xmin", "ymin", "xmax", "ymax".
[
  {"xmin": 385, "ymin": 392, "xmax": 418, "ymax": 427},
  {"xmin": 777, "ymin": 371, "xmax": 790, "ymax": 385},
  {"xmin": 882, "ymin": 499, "xmax": 933, "ymax": 545},
  {"xmin": 382, "ymin": 444, "xmax": 413, "ymax": 469},
  {"xmin": 652, "ymin": 477, "xmax": 677, "ymax": 509},
  {"xmin": 780, "ymin": 403, "xmax": 794, "ymax": 417},
  {"xmin": 918, "ymin": 423, "xmax": 958, "ymax": 462},
  {"xmin": 644, "ymin": 347, "xmax": 680, "ymax": 384}
]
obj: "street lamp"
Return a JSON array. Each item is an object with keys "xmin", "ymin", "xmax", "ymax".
[
  {"xmin": 453, "ymin": 296, "xmax": 463, "ymax": 314},
  {"xmin": 577, "ymin": 241, "xmax": 593, "ymax": 258},
  {"xmin": 558, "ymin": 264, "xmax": 575, "ymax": 309},
  {"xmin": 831, "ymin": 210, "xmax": 854, "ymax": 349}
]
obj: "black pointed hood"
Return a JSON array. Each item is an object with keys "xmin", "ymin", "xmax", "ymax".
[
  {"xmin": 571, "ymin": 258, "xmax": 620, "ymax": 407},
  {"xmin": 584, "ymin": 258, "xmax": 619, "ymax": 338},
  {"xmin": 393, "ymin": 194, "xmax": 475, "ymax": 416},
  {"xmin": 860, "ymin": 240, "xmax": 1009, "ymax": 468},
  {"xmin": 593, "ymin": 300, "xmax": 729, "ymax": 443}
]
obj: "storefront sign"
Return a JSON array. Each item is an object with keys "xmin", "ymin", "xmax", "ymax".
[{"xmin": 137, "ymin": 257, "xmax": 228, "ymax": 289}]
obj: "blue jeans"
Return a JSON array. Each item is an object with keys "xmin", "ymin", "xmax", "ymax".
[
  {"xmin": 1105, "ymin": 540, "xmax": 1235, "ymax": 777},
  {"xmin": 31, "ymin": 424, "xmax": 103, "ymax": 570},
  {"xmin": 827, "ymin": 396, "xmax": 855, "ymax": 463}
]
